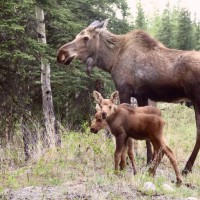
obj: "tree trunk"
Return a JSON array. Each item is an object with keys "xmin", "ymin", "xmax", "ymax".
[{"xmin": 35, "ymin": 6, "xmax": 61, "ymax": 148}]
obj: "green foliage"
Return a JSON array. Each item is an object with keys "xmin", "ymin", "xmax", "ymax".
[
  {"xmin": 176, "ymin": 8, "xmax": 194, "ymax": 50},
  {"xmin": 135, "ymin": 0, "xmax": 147, "ymax": 30},
  {"xmin": 0, "ymin": 1, "xmax": 44, "ymax": 139},
  {"xmin": 156, "ymin": 3, "xmax": 174, "ymax": 48},
  {"xmin": 194, "ymin": 21, "xmax": 200, "ymax": 50}
]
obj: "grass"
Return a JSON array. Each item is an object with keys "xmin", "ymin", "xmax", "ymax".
[{"xmin": 0, "ymin": 103, "xmax": 200, "ymax": 199}]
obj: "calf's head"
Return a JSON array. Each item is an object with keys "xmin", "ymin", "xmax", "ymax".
[
  {"xmin": 90, "ymin": 110, "xmax": 107, "ymax": 134},
  {"xmin": 57, "ymin": 19, "xmax": 109, "ymax": 73},
  {"xmin": 93, "ymin": 90, "xmax": 119, "ymax": 119}
]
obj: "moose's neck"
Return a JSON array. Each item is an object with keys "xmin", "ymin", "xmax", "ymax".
[{"xmin": 96, "ymin": 31, "xmax": 124, "ymax": 73}]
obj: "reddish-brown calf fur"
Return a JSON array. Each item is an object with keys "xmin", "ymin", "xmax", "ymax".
[
  {"xmin": 90, "ymin": 103, "xmax": 161, "ymax": 174},
  {"xmin": 93, "ymin": 91, "xmax": 182, "ymax": 186},
  {"xmin": 90, "ymin": 109, "xmax": 137, "ymax": 174}
]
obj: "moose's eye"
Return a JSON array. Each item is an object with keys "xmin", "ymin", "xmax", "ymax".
[{"xmin": 83, "ymin": 36, "xmax": 89, "ymax": 43}]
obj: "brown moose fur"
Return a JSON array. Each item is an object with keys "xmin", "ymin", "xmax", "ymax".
[
  {"xmin": 57, "ymin": 19, "xmax": 200, "ymax": 174},
  {"xmin": 93, "ymin": 91, "xmax": 182, "ymax": 186}
]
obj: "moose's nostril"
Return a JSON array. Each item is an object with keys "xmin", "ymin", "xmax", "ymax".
[
  {"xmin": 57, "ymin": 54, "xmax": 65, "ymax": 63},
  {"xmin": 90, "ymin": 128, "xmax": 96, "ymax": 133},
  {"xmin": 102, "ymin": 112, "xmax": 107, "ymax": 119},
  {"xmin": 60, "ymin": 54, "xmax": 66, "ymax": 62}
]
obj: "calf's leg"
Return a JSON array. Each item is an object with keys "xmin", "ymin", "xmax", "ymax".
[
  {"xmin": 162, "ymin": 145, "xmax": 182, "ymax": 186},
  {"xmin": 127, "ymin": 138, "xmax": 137, "ymax": 175},
  {"xmin": 119, "ymin": 143, "xmax": 128, "ymax": 170},
  {"xmin": 114, "ymin": 134, "xmax": 126, "ymax": 172},
  {"xmin": 133, "ymin": 140, "xmax": 139, "ymax": 157},
  {"xmin": 146, "ymin": 140, "xmax": 153, "ymax": 164},
  {"xmin": 148, "ymin": 142, "xmax": 164, "ymax": 176}
]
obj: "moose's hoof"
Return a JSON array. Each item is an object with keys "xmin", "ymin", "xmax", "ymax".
[{"xmin": 182, "ymin": 168, "xmax": 192, "ymax": 176}]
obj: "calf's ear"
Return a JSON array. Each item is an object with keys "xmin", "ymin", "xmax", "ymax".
[
  {"xmin": 95, "ymin": 104, "xmax": 101, "ymax": 112},
  {"xmin": 110, "ymin": 91, "xmax": 119, "ymax": 104},
  {"xmin": 93, "ymin": 91, "xmax": 103, "ymax": 104}
]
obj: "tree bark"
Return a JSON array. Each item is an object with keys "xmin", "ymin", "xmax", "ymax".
[{"xmin": 35, "ymin": 6, "xmax": 61, "ymax": 148}]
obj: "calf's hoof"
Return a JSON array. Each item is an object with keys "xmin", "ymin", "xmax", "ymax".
[
  {"xmin": 133, "ymin": 170, "xmax": 137, "ymax": 175},
  {"xmin": 114, "ymin": 170, "xmax": 120, "ymax": 175},
  {"xmin": 119, "ymin": 163, "xmax": 126, "ymax": 171},
  {"xmin": 176, "ymin": 179, "xmax": 182, "ymax": 187},
  {"xmin": 148, "ymin": 168, "xmax": 155, "ymax": 177}
]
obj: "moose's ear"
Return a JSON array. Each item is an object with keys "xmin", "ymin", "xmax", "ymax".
[
  {"xmin": 95, "ymin": 104, "xmax": 101, "ymax": 112},
  {"xmin": 110, "ymin": 91, "xmax": 119, "ymax": 104},
  {"xmin": 93, "ymin": 91, "xmax": 103, "ymax": 104},
  {"xmin": 90, "ymin": 18, "xmax": 109, "ymax": 29},
  {"xmin": 89, "ymin": 20, "xmax": 101, "ymax": 27}
]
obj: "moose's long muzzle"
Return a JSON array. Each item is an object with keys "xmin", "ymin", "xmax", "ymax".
[
  {"xmin": 57, "ymin": 48, "xmax": 75, "ymax": 65},
  {"xmin": 57, "ymin": 42, "xmax": 77, "ymax": 65}
]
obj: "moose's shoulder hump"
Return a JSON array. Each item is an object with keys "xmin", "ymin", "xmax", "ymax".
[{"xmin": 129, "ymin": 30, "xmax": 165, "ymax": 49}]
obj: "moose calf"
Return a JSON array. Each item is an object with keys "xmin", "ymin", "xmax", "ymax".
[
  {"xmin": 90, "ymin": 103, "xmax": 162, "ymax": 174},
  {"xmin": 91, "ymin": 106, "xmax": 137, "ymax": 174},
  {"xmin": 93, "ymin": 90, "xmax": 182, "ymax": 186}
]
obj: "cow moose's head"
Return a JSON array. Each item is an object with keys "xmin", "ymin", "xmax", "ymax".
[
  {"xmin": 57, "ymin": 19, "xmax": 109, "ymax": 74},
  {"xmin": 90, "ymin": 111, "xmax": 107, "ymax": 134}
]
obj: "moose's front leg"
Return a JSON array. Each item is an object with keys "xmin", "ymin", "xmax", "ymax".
[
  {"xmin": 114, "ymin": 134, "xmax": 126, "ymax": 173},
  {"xmin": 137, "ymin": 97, "xmax": 153, "ymax": 164},
  {"xmin": 118, "ymin": 86, "xmax": 132, "ymax": 104}
]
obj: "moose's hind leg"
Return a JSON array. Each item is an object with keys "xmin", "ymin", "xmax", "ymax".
[{"xmin": 182, "ymin": 100, "xmax": 200, "ymax": 175}]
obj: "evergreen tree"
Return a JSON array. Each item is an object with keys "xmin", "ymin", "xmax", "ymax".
[
  {"xmin": 194, "ymin": 21, "xmax": 200, "ymax": 50},
  {"xmin": 176, "ymin": 8, "xmax": 194, "ymax": 50},
  {"xmin": 0, "ymin": 0, "xmax": 131, "ymax": 133},
  {"xmin": 135, "ymin": 0, "xmax": 146, "ymax": 30},
  {"xmin": 0, "ymin": 1, "xmax": 42, "ymax": 139},
  {"xmin": 157, "ymin": 3, "xmax": 174, "ymax": 48}
]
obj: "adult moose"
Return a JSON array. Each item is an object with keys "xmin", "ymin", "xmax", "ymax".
[{"xmin": 57, "ymin": 19, "xmax": 200, "ymax": 175}]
